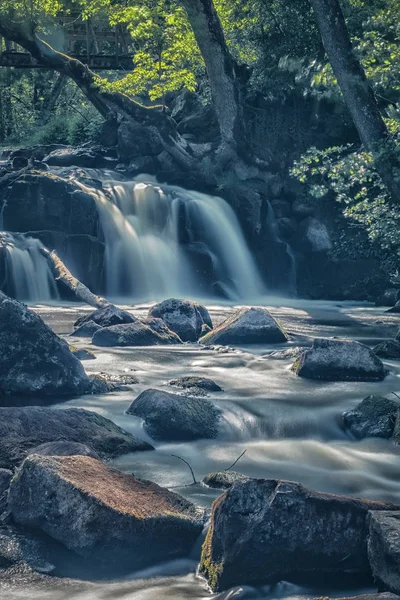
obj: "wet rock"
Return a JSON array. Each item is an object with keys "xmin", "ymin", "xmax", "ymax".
[
  {"xmin": 296, "ymin": 217, "xmax": 332, "ymax": 252},
  {"xmin": 376, "ymin": 289, "xmax": 400, "ymax": 307},
  {"xmin": 69, "ymin": 346, "xmax": 96, "ymax": 361},
  {"xmin": 200, "ymin": 307, "xmax": 288, "ymax": 346},
  {"xmin": 268, "ymin": 347, "xmax": 304, "ymax": 360},
  {"xmin": 71, "ymin": 320, "xmax": 102, "ymax": 338},
  {"xmin": 199, "ymin": 478, "xmax": 399, "ymax": 592},
  {"xmin": 74, "ymin": 305, "xmax": 136, "ymax": 329},
  {"xmin": 87, "ymin": 374, "xmax": 122, "ymax": 394},
  {"xmin": 292, "ymin": 338, "xmax": 387, "ymax": 382},
  {"xmin": 169, "ymin": 376, "xmax": 222, "ymax": 392},
  {"xmin": 201, "ymin": 323, "xmax": 212, "ymax": 336},
  {"xmin": 30, "ymin": 441, "xmax": 100, "ymax": 460},
  {"xmin": 0, "ymin": 406, "xmax": 153, "ymax": 469},
  {"xmin": 368, "ymin": 511, "xmax": 400, "ymax": 595},
  {"xmin": 0, "ymin": 292, "xmax": 90, "ymax": 397},
  {"xmin": 342, "ymin": 396, "xmax": 398, "ymax": 439},
  {"xmin": 374, "ymin": 341, "xmax": 400, "ymax": 360},
  {"xmin": 9, "ymin": 455, "xmax": 204, "ymax": 571},
  {"xmin": 127, "ymin": 388, "xmax": 221, "ymax": 441},
  {"xmin": 43, "ymin": 146, "xmax": 117, "ymax": 169},
  {"xmin": 387, "ymin": 301, "xmax": 400, "ymax": 314},
  {"xmin": 92, "ymin": 320, "xmax": 182, "ymax": 347},
  {"xmin": 148, "ymin": 298, "xmax": 212, "ymax": 342},
  {"xmin": 0, "ymin": 525, "xmax": 55, "ymax": 574},
  {"xmin": 203, "ymin": 471, "xmax": 249, "ymax": 489},
  {"xmin": 0, "ymin": 469, "xmax": 12, "ymax": 514}
]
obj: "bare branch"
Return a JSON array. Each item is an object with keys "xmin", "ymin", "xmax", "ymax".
[
  {"xmin": 225, "ymin": 449, "xmax": 246, "ymax": 472},
  {"xmin": 171, "ymin": 454, "xmax": 197, "ymax": 485}
]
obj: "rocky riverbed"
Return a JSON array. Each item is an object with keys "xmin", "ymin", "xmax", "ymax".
[{"xmin": 2, "ymin": 297, "xmax": 400, "ymax": 599}]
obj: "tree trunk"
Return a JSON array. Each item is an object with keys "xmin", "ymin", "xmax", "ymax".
[
  {"xmin": 310, "ymin": 0, "xmax": 400, "ymax": 203},
  {"xmin": 180, "ymin": 0, "xmax": 248, "ymax": 160}
]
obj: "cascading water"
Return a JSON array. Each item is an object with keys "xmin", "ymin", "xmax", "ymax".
[
  {"xmin": 75, "ymin": 173, "xmax": 267, "ymax": 302},
  {"xmin": 0, "ymin": 233, "xmax": 59, "ymax": 302}
]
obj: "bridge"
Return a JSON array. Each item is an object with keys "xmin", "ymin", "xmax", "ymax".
[{"xmin": 0, "ymin": 12, "xmax": 134, "ymax": 71}]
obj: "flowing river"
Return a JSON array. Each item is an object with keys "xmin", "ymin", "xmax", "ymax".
[{"xmin": 3, "ymin": 298, "xmax": 400, "ymax": 600}]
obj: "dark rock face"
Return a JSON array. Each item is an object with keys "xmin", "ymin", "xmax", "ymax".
[
  {"xmin": 74, "ymin": 305, "xmax": 136, "ymax": 329},
  {"xmin": 292, "ymin": 338, "xmax": 387, "ymax": 382},
  {"xmin": 0, "ymin": 524, "xmax": 55, "ymax": 574},
  {"xmin": 368, "ymin": 511, "xmax": 400, "ymax": 595},
  {"xmin": 342, "ymin": 396, "xmax": 398, "ymax": 439},
  {"xmin": 374, "ymin": 341, "xmax": 400, "ymax": 360},
  {"xmin": 9, "ymin": 455, "xmax": 204, "ymax": 571},
  {"xmin": 200, "ymin": 478, "xmax": 399, "ymax": 592},
  {"xmin": 200, "ymin": 307, "xmax": 288, "ymax": 346},
  {"xmin": 43, "ymin": 146, "xmax": 118, "ymax": 169},
  {"xmin": 0, "ymin": 406, "xmax": 153, "ymax": 469},
  {"xmin": 92, "ymin": 321, "xmax": 182, "ymax": 347},
  {"xmin": 127, "ymin": 388, "xmax": 221, "ymax": 441},
  {"xmin": 30, "ymin": 441, "xmax": 100, "ymax": 460},
  {"xmin": 0, "ymin": 469, "xmax": 12, "ymax": 514},
  {"xmin": 148, "ymin": 298, "xmax": 212, "ymax": 342},
  {"xmin": 0, "ymin": 292, "xmax": 90, "ymax": 397},
  {"xmin": 71, "ymin": 320, "xmax": 102, "ymax": 338},
  {"xmin": 203, "ymin": 471, "xmax": 249, "ymax": 490},
  {"xmin": 169, "ymin": 377, "xmax": 222, "ymax": 392}
]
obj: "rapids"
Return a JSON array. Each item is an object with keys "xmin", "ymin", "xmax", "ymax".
[{"xmin": 3, "ymin": 299, "xmax": 400, "ymax": 600}]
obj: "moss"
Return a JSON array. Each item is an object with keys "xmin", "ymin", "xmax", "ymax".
[{"xmin": 199, "ymin": 493, "xmax": 226, "ymax": 591}]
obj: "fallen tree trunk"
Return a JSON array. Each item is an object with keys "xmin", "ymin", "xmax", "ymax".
[{"xmin": 42, "ymin": 249, "xmax": 110, "ymax": 309}]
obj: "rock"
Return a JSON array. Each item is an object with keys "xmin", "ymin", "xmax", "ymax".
[
  {"xmin": 387, "ymin": 301, "xmax": 400, "ymax": 314},
  {"xmin": 342, "ymin": 396, "xmax": 398, "ymax": 439},
  {"xmin": 169, "ymin": 377, "xmax": 222, "ymax": 392},
  {"xmin": 0, "ymin": 406, "xmax": 153, "ymax": 469},
  {"xmin": 43, "ymin": 146, "xmax": 117, "ymax": 169},
  {"xmin": 268, "ymin": 347, "xmax": 304, "ymax": 360},
  {"xmin": 297, "ymin": 217, "xmax": 332, "ymax": 252},
  {"xmin": 127, "ymin": 388, "xmax": 221, "ymax": 441},
  {"xmin": 74, "ymin": 305, "xmax": 136, "ymax": 329},
  {"xmin": 9, "ymin": 455, "xmax": 204, "ymax": 571},
  {"xmin": 199, "ymin": 478, "xmax": 399, "ymax": 592},
  {"xmin": 87, "ymin": 374, "xmax": 121, "ymax": 394},
  {"xmin": 0, "ymin": 524, "xmax": 55, "ymax": 574},
  {"xmin": 292, "ymin": 198, "xmax": 316, "ymax": 217},
  {"xmin": 118, "ymin": 120, "xmax": 163, "ymax": 159},
  {"xmin": 71, "ymin": 320, "xmax": 102, "ymax": 338},
  {"xmin": 148, "ymin": 298, "xmax": 212, "ymax": 342},
  {"xmin": 374, "ymin": 341, "xmax": 400, "ymax": 360},
  {"xmin": 271, "ymin": 199, "xmax": 291, "ymax": 219},
  {"xmin": 69, "ymin": 346, "xmax": 96, "ymax": 361},
  {"xmin": 376, "ymin": 289, "xmax": 400, "ymax": 307},
  {"xmin": 30, "ymin": 441, "xmax": 100, "ymax": 460},
  {"xmin": 0, "ymin": 292, "xmax": 90, "ymax": 397},
  {"xmin": 203, "ymin": 471, "xmax": 249, "ymax": 489},
  {"xmin": 201, "ymin": 323, "xmax": 212, "ymax": 336},
  {"xmin": 292, "ymin": 338, "xmax": 387, "ymax": 382},
  {"xmin": 200, "ymin": 307, "xmax": 288, "ymax": 346},
  {"xmin": 0, "ymin": 469, "xmax": 12, "ymax": 514},
  {"xmin": 368, "ymin": 511, "xmax": 400, "ymax": 595},
  {"xmin": 92, "ymin": 320, "xmax": 182, "ymax": 347}
]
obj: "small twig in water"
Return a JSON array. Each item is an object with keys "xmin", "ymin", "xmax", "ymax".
[
  {"xmin": 171, "ymin": 454, "xmax": 197, "ymax": 485},
  {"xmin": 225, "ymin": 450, "xmax": 247, "ymax": 472},
  {"xmin": 391, "ymin": 392, "xmax": 400, "ymax": 402}
]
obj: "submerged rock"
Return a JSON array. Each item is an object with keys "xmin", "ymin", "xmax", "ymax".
[
  {"xmin": 71, "ymin": 320, "xmax": 102, "ymax": 338},
  {"xmin": 292, "ymin": 338, "xmax": 387, "ymax": 381},
  {"xmin": 0, "ymin": 292, "xmax": 90, "ymax": 397},
  {"xmin": 203, "ymin": 471, "xmax": 249, "ymax": 489},
  {"xmin": 0, "ymin": 524, "xmax": 55, "ymax": 574},
  {"xmin": 0, "ymin": 406, "xmax": 153, "ymax": 469},
  {"xmin": 374, "ymin": 341, "xmax": 400, "ymax": 360},
  {"xmin": 200, "ymin": 307, "xmax": 288, "ymax": 346},
  {"xmin": 9, "ymin": 455, "xmax": 204, "ymax": 571},
  {"xmin": 74, "ymin": 305, "xmax": 136, "ymax": 329},
  {"xmin": 30, "ymin": 441, "xmax": 100, "ymax": 460},
  {"xmin": 127, "ymin": 388, "xmax": 221, "ymax": 441},
  {"xmin": 148, "ymin": 298, "xmax": 212, "ymax": 342},
  {"xmin": 368, "ymin": 511, "xmax": 400, "ymax": 595},
  {"xmin": 342, "ymin": 396, "xmax": 398, "ymax": 439},
  {"xmin": 69, "ymin": 346, "xmax": 96, "ymax": 361},
  {"xmin": 268, "ymin": 347, "xmax": 304, "ymax": 360},
  {"xmin": 92, "ymin": 320, "xmax": 182, "ymax": 346},
  {"xmin": 200, "ymin": 478, "xmax": 399, "ymax": 592},
  {"xmin": 169, "ymin": 376, "xmax": 222, "ymax": 392}
]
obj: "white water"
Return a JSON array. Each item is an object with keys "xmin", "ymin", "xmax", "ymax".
[
  {"xmin": 0, "ymin": 233, "xmax": 59, "ymax": 302},
  {"xmin": 75, "ymin": 174, "xmax": 266, "ymax": 302}
]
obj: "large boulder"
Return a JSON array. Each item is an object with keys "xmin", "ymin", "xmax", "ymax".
[
  {"xmin": 0, "ymin": 524, "xmax": 55, "ymax": 574},
  {"xmin": 200, "ymin": 307, "xmax": 288, "ymax": 346},
  {"xmin": 127, "ymin": 388, "xmax": 221, "ymax": 441},
  {"xmin": 342, "ymin": 396, "xmax": 398, "ymax": 439},
  {"xmin": 0, "ymin": 406, "xmax": 152, "ymax": 469},
  {"xmin": 92, "ymin": 320, "xmax": 182, "ymax": 347},
  {"xmin": 199, "ymin": 478, "xmax": 399, "ymax": 592},
  {"xmin": 374, "ymin": 341, "xmax": 400, "ymax": 360},
  {"xmin": 0, "ymin": 292, "xmax": 90, "ymax": 397},
  {"xmin": 368, "ymin": 511, "xmax": 400, "ymax": 595},
  {"xmin": 292, "ymin": 338, "xmax": 387, "ymax": 381},
  {"xmin": 30, "ymin": 441, "xmax": 100, "ymax": 460},
  {"xmin": 148, "ymin": 298, "xmax": 212, "ymax": 342},
  {"xmin": 74, "ymin": 305, "xmax": 136, "ymax": 329},
  {"xmin": 8, "ymin": 455, "xmax": 204, "ymax": 571}
]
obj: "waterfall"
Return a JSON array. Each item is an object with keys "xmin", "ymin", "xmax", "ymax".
[
  {"xmin": 75, "ymin": 174, "xmax": 267, "ymax": 302},
  {"xmin": 0, "ymin": 233, "xmax": 59, "ymax": 302}
]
